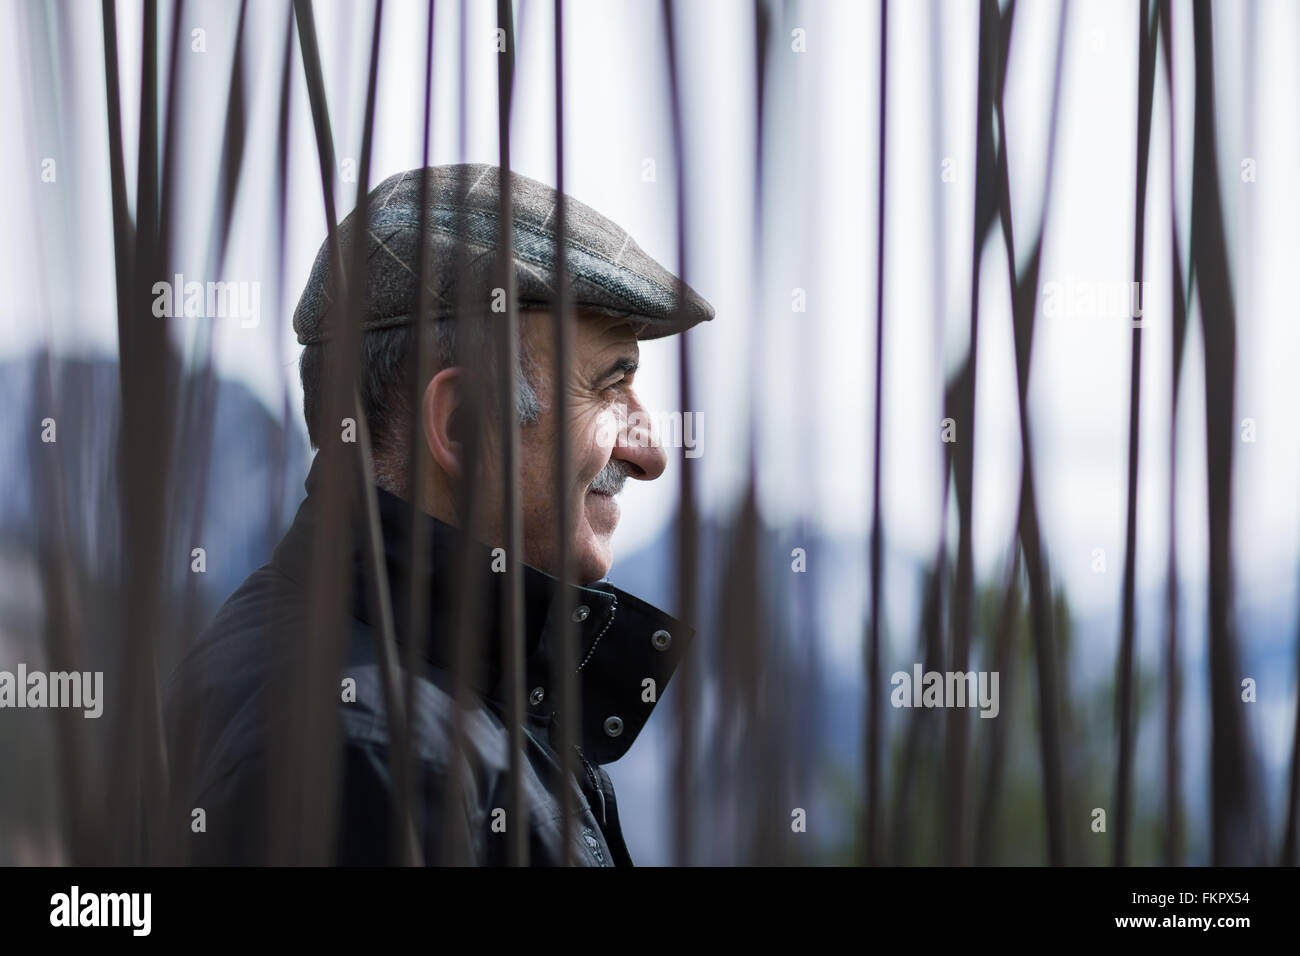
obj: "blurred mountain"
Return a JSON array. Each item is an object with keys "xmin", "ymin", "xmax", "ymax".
[{"xmin": 0, "ymin": 352, "xmax": 312, "ymax": 669}]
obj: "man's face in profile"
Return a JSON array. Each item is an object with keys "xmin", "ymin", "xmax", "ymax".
[{"xmin": 476, "ymin": 311, "xmax": 667, "ymax": 585}]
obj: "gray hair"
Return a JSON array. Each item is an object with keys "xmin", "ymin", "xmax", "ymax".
[{"xmin": 300, "ymin": 314, "xmax": 543, "ymax": 492}]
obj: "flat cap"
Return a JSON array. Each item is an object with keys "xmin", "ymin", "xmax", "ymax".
[{"xmin": 293, "ymin": 163, "xmax": 714, "ymax": 345}]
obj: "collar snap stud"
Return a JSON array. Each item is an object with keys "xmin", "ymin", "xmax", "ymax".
[
  {"xmin": 603, "ymin": 715, "xmax": 624, "ymax": 738},
  {"xmin": 651, "ymin": 628, "xmax": 672, "ymax": 651},
  {"xmin": 529, "ymin": 686, "xmax": 545, "ymax": 706},
  {"xmin": 572, "ymin": 605, "xmax": 590, "ymax": 623}
]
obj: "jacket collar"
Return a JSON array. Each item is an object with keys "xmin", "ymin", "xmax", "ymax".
[{"xmin": 274, "ymin": 454, "xmax": 692, "ymax": 764}]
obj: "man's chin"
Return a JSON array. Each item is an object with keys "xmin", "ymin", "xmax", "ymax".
[
  {"xmin": 576, "ymin": 537, "xmax": 613, "ymax": 585},
  {"xmin": 584, "ymin": 489, "xmax": 621, "ymax": 535},
  {"xmin": 521, "ymin": 534, "xmax": 611, "ymax": 584}
]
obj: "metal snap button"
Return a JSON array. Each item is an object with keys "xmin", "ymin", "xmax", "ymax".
[
  {"xmin": 529, "ymin": 686, "xmax": 545, "ymax": 706},
  {"xmin": 603, "ymin": 715, "xmax": 623, "ymax": 738},
  {"xmin": 651, "ymin": 628, "xmax": 672, "ymax": 651},
  {"xmin": 572, "ymin": 605, "xmax": 590, "ymax": 622}
]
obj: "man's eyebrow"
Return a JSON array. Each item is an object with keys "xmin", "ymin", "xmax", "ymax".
[{"xmin": 593, "ymin": 356, "xmax": 639, "ymax": 383}]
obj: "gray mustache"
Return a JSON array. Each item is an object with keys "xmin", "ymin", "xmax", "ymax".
[{"xmin": 589, "ymin": 458, "xmax": 632, "ymax": 495}]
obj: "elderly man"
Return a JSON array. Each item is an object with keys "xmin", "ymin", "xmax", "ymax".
[{"xmin": 161, "ymin": 163, "xmax": 713, "ymax": 866}]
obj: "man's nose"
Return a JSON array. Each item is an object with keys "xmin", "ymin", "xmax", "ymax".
[{"xmin": 612, "ymin": 400, "xmax": 667, "ymax": 481}]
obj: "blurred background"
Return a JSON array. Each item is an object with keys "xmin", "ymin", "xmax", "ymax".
[{"xmin": 1, "ymin": 0, "xmax": 1298, "ymax": 865}]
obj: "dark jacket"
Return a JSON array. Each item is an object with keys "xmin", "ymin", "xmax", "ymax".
[{"xmin": 161, "ymin": 457, "xmax": 691, "ymax": 865}]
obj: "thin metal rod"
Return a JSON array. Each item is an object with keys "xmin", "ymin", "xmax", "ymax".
[
  {"xmin": 1114, "ymin": 0, "xmax": 1157, "ymax": 868},
  {"xmin": 494, "ymin": 0, "xmax": 529, "ymax": 868},
  {"xmin": 863, "ymin": 0, "xmax": 888, "ymax": 868},
  {"xmin": 400, "ymin": 0, "xmax": 437, "ymax": 867},
  {"xmin": 552, "ymin": 0, "xmax": 579, "ymax": 867},
  {"xmin": 943, "ymin": 0, "xmax": 1000, "ymax": 867},
  {"xmin": 660, "ymin": 0, "xmax": 699, "ymax": 870},
  {"xmin": 725, "ymin": 0, "xmax": 768, "ymax": 866},
  {"xmin": 262, "ymin": 0, "xmax": 298, "ymax": 867},
  {"xmin": 283, "ymin": 0, "xmax": 357, "ymax": 864},
  {"xmin": 1156, "ymin": 0, "xmax": 1188, "ymax": 868},
  {"xmin": 1190, "ymin": 0, "xmax": 1256, "ymax": 866},
  {"xmin": 444, "ymin": 0, "xmax": 492, "ymax": 865},
  {"xmin": 108, "ymin": 0, "xmax": 173, "ymax": 865}
]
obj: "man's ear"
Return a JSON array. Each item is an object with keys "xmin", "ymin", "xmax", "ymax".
[{"xmin": 422, "ymin": 366, "xmax": 464, "ymax": 480}]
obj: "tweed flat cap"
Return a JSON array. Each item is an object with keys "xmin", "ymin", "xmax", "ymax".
[{"xmin": 293, "ymin": 163, "xmax": 714, "ymax": 345}]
